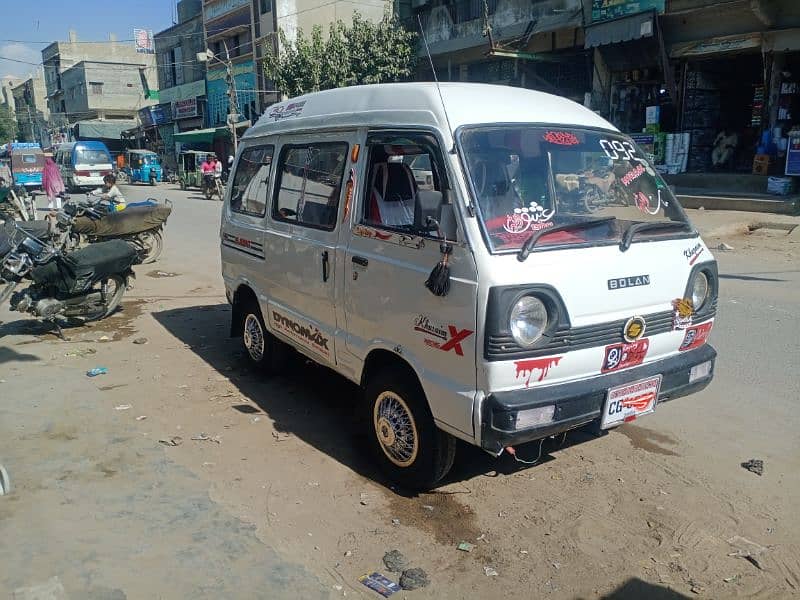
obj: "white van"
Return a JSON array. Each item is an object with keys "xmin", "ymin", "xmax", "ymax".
[
  {"xmin": 54, "ymin": 141, "xmax": 114, "ymax": 191},
  {"xmin": 220, "ymin": 83, "xmax": 717, "ymax": 489}
]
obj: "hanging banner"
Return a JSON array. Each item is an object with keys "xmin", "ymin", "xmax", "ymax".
[
  {"xmin": 670, "ymin": 33, "xmax": 762, "ymax": 58},
  {"xmin": 134, "ymin": 29, "xmax": 155, "ymax": 54},
  {"xmin": 591, "ymin": 0, "xmax": 665, "ymax": 23}
]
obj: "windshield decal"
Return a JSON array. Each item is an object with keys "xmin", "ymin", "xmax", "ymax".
[
  {"xmin": 543, "ymin": 131, "xmax": 579, "ymax": 146},
  {"xmin": 635, "ymin": 190, "xmax": 663, "ymax": 215},
  {"xmin": 620, "ymin": 164, "xmax": 646, "ymax": 186},
  {"xmin": 599, "ymin": 139, "xmax": 637, "ymax": 161},
  {"xmin": 502, "ymin": 201, "xmax": 555, "ymax": 234}
]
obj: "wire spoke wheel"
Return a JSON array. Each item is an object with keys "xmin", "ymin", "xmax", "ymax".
[
  {"xmin": 374, "ymin": 392, "xmax": 419, "ymax": 468},
  {"xmin": 243, "ymin": 313, "xmax": 265, "ymax": 363}
]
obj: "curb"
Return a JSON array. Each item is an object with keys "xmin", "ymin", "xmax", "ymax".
[{"xmin": 678, "ymin": 194, "xmax": 799, "ymax": 215}]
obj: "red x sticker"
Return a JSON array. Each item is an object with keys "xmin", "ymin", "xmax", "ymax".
[{"xmin": 437, "ymin": 326, "xmax": 474, "ymax": 356}]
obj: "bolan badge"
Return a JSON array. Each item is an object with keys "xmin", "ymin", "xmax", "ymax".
[
  {"xmin": 623, "ymin": 316, "xmax": 647, "ymax": 343},
  {"xmin": 672, "ymin": 298, "xmax": 693, "ymax": 330}
]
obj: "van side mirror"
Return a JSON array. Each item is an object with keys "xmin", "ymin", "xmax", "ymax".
[{"xmin": 414, "ymin": 189, "xmax": 443, "ymax": 232}]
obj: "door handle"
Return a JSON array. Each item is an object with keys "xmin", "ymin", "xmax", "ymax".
[
  {"xmin": 352, "ymin": 255, "xmax": 369, "ymax": 267},
  {"xmin": 321, "ymin": 250, "xmax": 329, "ymax": 282}
]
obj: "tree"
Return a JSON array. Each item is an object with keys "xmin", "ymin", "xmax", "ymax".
[
  {"xmin": 264, "ymin": 10, "xmax": 417, "ymax": 98},
  {"xmin": 0, "ymin": 105, "xmax": 17, "ymax": 144}
]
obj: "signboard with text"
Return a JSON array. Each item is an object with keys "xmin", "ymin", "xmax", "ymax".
[
  {"xmin": 134, "ymin": 29, "xmax": 155, "ymax": 54},
  {"xmin": 591, "ymin": 0, "xmax": 665, "ymax": 23},
  {"xmin": 173, "ymin": 98, "xmax": 198, "ymax": 120}
]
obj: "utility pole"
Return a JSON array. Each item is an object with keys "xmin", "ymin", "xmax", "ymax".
[{"xmin": 222, "ymin": 41, "xmax": 239, "ymax": 156}]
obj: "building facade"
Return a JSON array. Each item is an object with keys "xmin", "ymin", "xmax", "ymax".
[
  {"xmin": 11, "ymin": 70, "xmax": 49, "ymax": 146},
  {"xmin": 154, "ymin": 0, "xmax": 207, "ymax": 165},
  {"xmin": 41, "ymin": 31, "xmax": 157, "ymax": 144}
]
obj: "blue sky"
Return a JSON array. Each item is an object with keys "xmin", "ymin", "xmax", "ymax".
[{"xmin": 0, "ymin": 0, "xmax": 175, "ymax": 80}]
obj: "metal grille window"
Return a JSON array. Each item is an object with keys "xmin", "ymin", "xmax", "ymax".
[{"xmin": 89, "ymin": 82, "xmax": 103, "ymax": 96}]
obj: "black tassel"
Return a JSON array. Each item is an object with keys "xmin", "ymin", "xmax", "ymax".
[{"xmin": 425, "ymin": 243, "xmax": 452, "ymax": 297}]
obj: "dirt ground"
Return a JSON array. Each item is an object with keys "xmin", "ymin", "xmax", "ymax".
[{"xmin": 1, "ymin": 193, "xmax": 798, "ymax": 599}]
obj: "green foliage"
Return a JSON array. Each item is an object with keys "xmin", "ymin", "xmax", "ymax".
[
  {"xmin": 0, "ymin": 105, "xmax": 17, "ymax": 143},
  {"xmin": 264, "ymin": 10, "xmax": 417, "ymax": 98}
]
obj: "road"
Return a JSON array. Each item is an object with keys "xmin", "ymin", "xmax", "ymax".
[{"xmin": 0, "ymin": 184, "xmax": 798, "ymax": 599}]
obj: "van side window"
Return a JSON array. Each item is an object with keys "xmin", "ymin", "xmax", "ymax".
[
  {"xmin": 230, "ymin": 145, "xmax": 274, "ymax": 216},
  {"xmin": 362, "ymin": 133, "xmax": 447, "ymax": 232},
  {"xmin": 272, "ymin": 142, "xmax": 348, "ymax": 231}
]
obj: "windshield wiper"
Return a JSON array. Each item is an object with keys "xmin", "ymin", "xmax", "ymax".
[
  {"xmin": 619, "ymin": 220, "xmax": 692, "ymax": 252},
  {"xmin": 517, "ymin": 217, "xmax": 616, "ymax": 262}
]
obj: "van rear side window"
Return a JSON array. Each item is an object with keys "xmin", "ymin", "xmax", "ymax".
[
  {"xmin": 272, "ymin": 142, "xmax": 348, "ymax": 231},
  {"xmin": 230, "ymin": 146, "xmax": 274, "ymax": 216}
]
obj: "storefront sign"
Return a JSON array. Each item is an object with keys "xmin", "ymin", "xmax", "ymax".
[
  {"xmin": 786, "ymin": 133, "xmax": 800, "ymax": 177},
  {"xmin": 591, "ymin": 0, "xmax": 665, "ymax": 23},
  {"xmin": 138, "ymin": 105, "xmax": 172, "ymax": 128},
  {"xmin": 670, "ymin": 33, "xmax": 762, "ymax": 58},
  {"xmin": 206, "ymin": 62, "xmax": 256, "ymax": 126},
  {"xmin": 173, "ymin": 98, "xmax": 198, "ymax": 120},
  {"xmin": 205, "ymin": 0, "xmax": 249, "ymax": 21}
]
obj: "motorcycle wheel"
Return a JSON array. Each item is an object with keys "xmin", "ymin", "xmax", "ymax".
[
  {"xmin": 150, "ymin": 176, "xmax": 156, "ymax": 186},
  {"xmin": 204, "ymin": 186, "xmax": 213, "ymax": 200},
  {"xmin": 82, "ymin": 275, "xmax": 126, "ymax": 322},
  {"xmin": 180, "ymin": 179, "xmax": 186, "ymax": 190},
  {"xmin": 136, "ymin": 230, "xmax": 164, "ymax": 264}
]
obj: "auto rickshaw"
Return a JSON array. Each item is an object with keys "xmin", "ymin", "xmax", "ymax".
[
  {"xmin": 177, "ymin": 150, "xmax": 215, "ymax": 190},
  {"xmin": 123, "ymin": 149, "xmax": 162, "ymax": 185}
]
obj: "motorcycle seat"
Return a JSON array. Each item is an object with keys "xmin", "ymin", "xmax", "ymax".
[
  {"xmin": 17, "ymin": 220, "xmax": 51, "ymax": 240},
  {"xmin": 31, "ymin": 239, "xmax": 137, "ymax": 294}
]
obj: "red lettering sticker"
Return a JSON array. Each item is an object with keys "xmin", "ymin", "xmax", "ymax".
[
  {"xmin": 602, "ymin": 338, "xmax": 649, "ymax": 373},
  {"xmin": 543, "ymin": 131, "xmax": 579, "ymax": 146},
  {"xmin": 679, "ymin": 322, "xmax": 712, "ymax": 351}
]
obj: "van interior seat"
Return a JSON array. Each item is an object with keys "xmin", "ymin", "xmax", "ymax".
[{"xmin": 369, "ymin": 162, "xmax": 417, "ymax": 227}]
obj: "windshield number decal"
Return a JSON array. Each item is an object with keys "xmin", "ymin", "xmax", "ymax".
[{"xmin": 599, "ymin": 139, "xmax": 642, "ymax": 162}]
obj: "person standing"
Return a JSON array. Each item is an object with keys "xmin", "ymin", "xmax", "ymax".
[{"xmin": 42, "ymin": 156, "xmax": 66, "ymax": 210}]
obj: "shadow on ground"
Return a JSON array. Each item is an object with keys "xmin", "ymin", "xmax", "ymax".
[
  {"xmin": 0, "ymin": 346, "xmax": 39, "ymax": 364},
  {"xmin": 153, "ymin": 304, "xmax": 598, "ymax": 493},
  {"xmin": 591, "ymin": 577, "xmax": 691, "ymax": 599}
]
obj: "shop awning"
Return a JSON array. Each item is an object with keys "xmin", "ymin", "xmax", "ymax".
[
  {"xmin": 585, "ymin": 11, "xmax": 655, "ymax": 48},
  {"xmin": 173, "ymin": 127, "xmax": 228, "ymax": 144},
  {"xmin": 74, "ymin": 120, "xmax": 137, "ymax": 140}
]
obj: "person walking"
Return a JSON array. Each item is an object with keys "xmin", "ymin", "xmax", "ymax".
[{"xmin": 42, "ymin": 156, "xmax": 66, "ymax": 210}]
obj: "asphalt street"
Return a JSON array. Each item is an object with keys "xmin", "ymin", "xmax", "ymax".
[{"xmin": 0, "ymin": 183, "xmax": 798, "ymax": 599}]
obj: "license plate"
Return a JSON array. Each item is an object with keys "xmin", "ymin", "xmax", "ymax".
[
  {"xmin": 601, "ymin": 375, "xmax": 662, "ymax": 429},
  {"xmin": 90, "ymin": 172, "xmax": 99, "ymax": 177}
]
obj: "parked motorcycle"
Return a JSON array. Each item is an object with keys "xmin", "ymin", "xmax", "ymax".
[
  {"xmin": 0, "ymin": 185, "xmax": 35, "ymax": 222},
  {"xmin": 63, "ymin": 195, "xmax": 172, "ymax": 264},
  {"xmin": 0, "ymin": 219, "xmax": 137, "ymax": 335},
  {"xmin": 202, "ymin": 173, "xmax": 224, "ymax": 201}
]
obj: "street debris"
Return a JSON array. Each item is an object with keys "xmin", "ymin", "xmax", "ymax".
[
  {"xmin": 0, "ymin": 464, "xmax": 10, "ymax": 496},
  {"xmin": 159, "ymin": 436, "xmax": 183, "ymax": 447},
  {"xmin": 344, "ymin": 550, "xmax": 353, "ymax": 557},
  {"xmin": 98, "ymin": 335, "xmax": 111, "ymax": 342},
  {"xmin": 114, "ymin": 404, "xmax": 132, "ymax": 411},
  {"xmin": 360, "ymin": 492, "xmax": 370, "ymax": 506},
  {"xmin": 716, "ymin": 242, "xmax": 735, "ymax": 251},
  {"xmin": 391, "ymin": 518, "xmax": 400, "ymax": 526},
  {"xmin": 484, "ymin": 566, "xmax": 499, "ymax": 577},
  {"xmin": 457, "ymin": 541, "xmax": 475, "ymax": 552},
  {"xmin": 86, "ymin": 367, "xmax": 108, "ymax": 377},
  {"xmin": 133, "ymin": 337, "xmax": 148, "ymax": 345},
  {"xmin": 728, "ymin": 535, "xmax": 769, "ymax": 570},
  {"xmin": 136, "ymin": 415, "xmax": 147, "ymax": 421},
  {"xmin": 358, "ymin": 572, "xmax": 401, "ymax": 597},
  {"xmin": 64, "ymin": 348, "xmax": 96, "ymax": 358},
  {"xmin": 399, "ymin": 568, "xmax": 429, "ymax": 590},
  {"xmin": 741, "ymin": 459, "xmax": 764, "ymax": 476},
  {"xmin": 191, "ymin": 433, "xmax": 221, "ymax": 443},
  {"xmin": 476, "ymin": 533, "xmax": 487, "ymax": 542},
  {"xmin": 422, "ymin": 504, "xmax": 434, "ymax": 512},
  {"xmin": 271, "ymin": 431, "xmax": 291, "ymax": 442},
  {"xmin": 382, "ymin": 549, "xmax": 409, "ymax": 573},
  {"xmin": 723, "ymin": 575, "xmax": 741, "ymax": 584}
]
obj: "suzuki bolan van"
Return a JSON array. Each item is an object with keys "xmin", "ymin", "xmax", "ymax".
[
  {"xmin": 220, "ymin": 83, "xmax": 717, "ymax": 489},
  {"xmin": 55, "ymin": 141, "xmax": 114, "ymax": 191}
]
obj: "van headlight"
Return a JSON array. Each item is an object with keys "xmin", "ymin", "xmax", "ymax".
[
  {"xmin": 510, "ymin": 296, "xmax": 548, "ymax": 347},
  {"xmin": 690, "ymin": 271, "xmax": 709, "ymax": 310}
]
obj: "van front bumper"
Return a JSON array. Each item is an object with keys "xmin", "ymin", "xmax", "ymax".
[{"xmin": 480, "ymin": 344, "xmax": 716, "ymax": 454}]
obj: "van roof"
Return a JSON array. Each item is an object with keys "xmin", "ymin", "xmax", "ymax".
[
  {"xmin": 59, "ymin": 141, "xmax": 111, "ymax": 150},
  {"xmin": 246, "ymin": 83, "xmax": 617, "ymax": 141}
]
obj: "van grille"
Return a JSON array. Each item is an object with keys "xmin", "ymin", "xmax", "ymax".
[{"xmin": 485, "ymin": 301, "xmax": 716, "ymax": 361}]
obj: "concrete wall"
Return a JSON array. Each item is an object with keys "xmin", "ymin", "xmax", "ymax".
[
  {"xmin": 155, "ymin": 15, "xmax": 206, "ymax": 90},
  {"xmin": 276, "ymin": 0, "xmax": 385, "ymax": 43},
  {"xmin": 62, "ymin": 62, "xmax": 156, "ymax": 119}
]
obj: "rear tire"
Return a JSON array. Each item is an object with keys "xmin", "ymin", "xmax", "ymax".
[
  {"xmin": 180, "ymin": 179, "xmax": 186, "ymax": 191},
  {"xmin": 82, "ymin": 275, "xmax": 127, "ymax": 322},
  {"xmin": 365, "ymin": 368, "xmax": 456, "ymax": 490},
  {"xmin": 240, "ymin": 300, "xmax": 287, "ymax": 373},
  {"xmin": 137, "ymin": 230, "xmax": 163, "ymax": 264}
]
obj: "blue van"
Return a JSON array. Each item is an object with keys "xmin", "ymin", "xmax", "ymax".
[{"xmin": 54, "ymin": 141, "xmax": 114, "ymax": 191}]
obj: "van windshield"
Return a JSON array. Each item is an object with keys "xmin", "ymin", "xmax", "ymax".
[
  {"xmin": 459, "ymin": 126, "xmax": 690, "ymax": 253},
  {"xmin": 76, "ymin": 148, "xmax": 111, "ymax": 165}
]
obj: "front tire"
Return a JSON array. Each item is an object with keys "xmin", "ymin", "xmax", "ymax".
[
  {"xmin": 365, "ymin": 368, "xmax": 456, "ymax": 490},
  {"xmin": 204, "ymin": 186, "xmax": 213, "ymax": 200}
]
